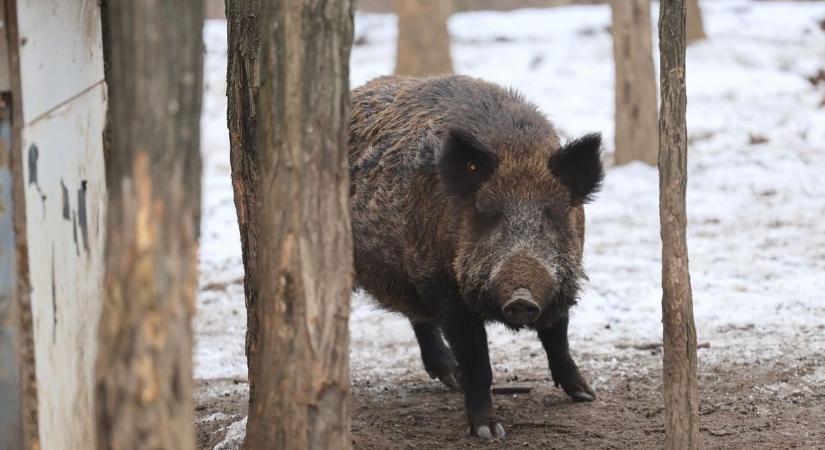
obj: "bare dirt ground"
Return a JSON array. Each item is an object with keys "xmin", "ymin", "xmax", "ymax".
[{"xmin": 196, "ymin": 326, "xmax": 825, "ymax": 449}]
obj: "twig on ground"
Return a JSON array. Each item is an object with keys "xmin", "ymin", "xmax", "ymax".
[
  {"xmin": 701, "ymin": 426, "xmax": 732, "ymax": 437},
  {"xmin": 491, "ymin": 386, "xmax": 532, "ymax": 395},
  {"xmin": 615, "ymin": 341, "xmax": 710, "ymax": 351}
]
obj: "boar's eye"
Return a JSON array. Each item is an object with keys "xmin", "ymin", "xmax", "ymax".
[
  {"xmin": 548, "ymin": 133, "xmax": 605, "ymax": 205},
  {"xmin": 438, "ymin": 128, "xmax": 500, "ymax": 198}
]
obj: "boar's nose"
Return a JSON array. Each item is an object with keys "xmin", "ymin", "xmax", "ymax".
[{"xmin": 502, "ymin": 288, "xmax": 541, "ymax": 325}]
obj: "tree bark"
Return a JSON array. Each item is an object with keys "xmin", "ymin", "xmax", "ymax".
[
  {"xmin": 225, "ymin": 0, "xmax": 261, "ymax": 396},
  {"xmin": 394, "ymin": 0, "xmax": 453, "ymax": 76},
  {"xmin": 686, "ymin": 0, "xmax": 706, "ymax": 43},
  {"xmin": 226, "ymin": 0, "xmax": 355, "ymax": 448},
  {"xmin": 96, "ymin": 2, "xmax": 204, "ymax": 449},
  {"xmin": 611, "ymin": 0, "xmax": 658, "ymax": 166},
  {"xmin": 658, "ymin": 1, "xmax": 699, "ymax": 449}
]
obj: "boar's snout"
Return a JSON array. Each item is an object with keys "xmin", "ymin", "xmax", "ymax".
[{"xmin": 502, "ymin": 288, "xmax": 541, "ymax": 325}]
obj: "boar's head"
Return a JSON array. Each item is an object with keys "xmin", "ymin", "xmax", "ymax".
[{"xmin": 439, "ymin": 128, "xmax": 603, "ymax": 330}]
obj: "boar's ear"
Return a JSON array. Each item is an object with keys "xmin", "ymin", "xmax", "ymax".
[
  {"xmin": 438, "ymin": 128, "xmax": 499, "ymax": 197},
  {"xmin": 549, "ymin": 133, "xmax": 604, "ymax": 205}
]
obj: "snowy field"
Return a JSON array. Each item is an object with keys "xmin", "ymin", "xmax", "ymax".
[{"xmin": 196, "ymin": 1, "xmax": 825, "ymax": 447}]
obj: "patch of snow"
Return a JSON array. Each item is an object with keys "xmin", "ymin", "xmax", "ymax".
[
  {"xmin": 803, "ymin": 366, "xmax": 825, "ymax": 385},
  {"xmin": 212, "ymin": 416, "xmax": 246, "ymax": 450},
  {"xmin": 196, "ymin": 0, "xmax": 825, "ymax": 393}
]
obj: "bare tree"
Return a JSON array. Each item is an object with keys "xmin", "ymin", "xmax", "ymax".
[
  {"xmin": 611, "ymin": 0, "xmax": 659, "ymax": 166},
  {"xmin": 687, "ymin": 0, "xmax": 706, "ymax": 43},
  {"xmin": 395, "ymin": 0, "xmax": 453, "ymax": 76},
  {"xmin": 226, "ymin": 0, "xmax": 355, "ymax": 448},
  {"xmin": 96, "ymin": 1, "xmax": 204, "ymax": 449},
  {"xmin": 658, "ymin": 0, "xmax": 699, "ymax": 449}
]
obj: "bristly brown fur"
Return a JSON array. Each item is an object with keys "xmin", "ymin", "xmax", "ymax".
[
  {"xmin": 349, "ymin": 75, "xmax": 602, "ymax": 326},
  {"xmin": 349, "ymin": 75, "xmax": 604, "ymax": 433}
]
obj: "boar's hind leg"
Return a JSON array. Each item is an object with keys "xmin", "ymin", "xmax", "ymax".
[
  {"xmin": 441, "ymin": 302, "xmax": 506, "ymax": 440},
  {"xmin": 537, "ymin": 316, "xmax": 596, "ymax": 402},
  {"xmin": 412, "ymin": 321, "xmax": 461, "ymax": 391}
]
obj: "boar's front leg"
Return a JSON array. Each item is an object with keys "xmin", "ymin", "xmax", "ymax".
[
  {"xmin": 537, "ymin": 315, "xmax": 596, "ymax": 402},
  {"xmin": 411, "ymin": 321, "xmax": 461, "ymax": 390},
  {"xmin": 441, "ymin": 301, "xmax": 505, "ymax": 439}
]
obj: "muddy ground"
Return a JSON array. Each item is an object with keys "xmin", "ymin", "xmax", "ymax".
[{"xmin": 196, "ymin": 340, "xmax": 825, "ymax": 449}]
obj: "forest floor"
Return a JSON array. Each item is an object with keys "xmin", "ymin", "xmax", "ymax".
[{"xmin": 195, "ymin": 1, "xmax": 825, "ymax": 449}]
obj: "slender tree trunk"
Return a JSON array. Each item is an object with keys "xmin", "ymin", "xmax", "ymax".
[
  {"xmin": 96, "ymin": 2, "xmax": 203, "ymax": 449},
  {"xmin": 611, "ymin": 0, "xmax": 658, "ymax": 166},
  {"xmin": 686, "ymin": 0, "xmax": 706, "ymax": 43},
  {"xmin": 226, "ymin": 0, "xmax": 355, "ymax": 448},
  {"xmin": 225, "ymin": 0, "xmax": 261, "ymax": 386},
  {"xmin": 658, "ymin": 1, "xmax": 699, "ymax": 449},
  {"xmin": 395, "ymin": 0, "xmax": 453, "ymax": 76}
]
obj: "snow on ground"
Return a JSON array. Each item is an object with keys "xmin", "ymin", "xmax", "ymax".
[{"xmin": 196, "ymin": 0, "xmax": 825, "ymax": 412}]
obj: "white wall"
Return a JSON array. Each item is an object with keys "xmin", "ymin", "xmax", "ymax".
[{"xmin": 15, "ymin": 1, "xmax": 107, "ymax": 449}]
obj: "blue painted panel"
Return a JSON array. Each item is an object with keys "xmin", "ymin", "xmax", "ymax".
[{"xmin": 0, "ymin": 95, "xmax": 23, "ymax": 450}]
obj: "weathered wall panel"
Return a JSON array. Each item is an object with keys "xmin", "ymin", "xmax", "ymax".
[
  {"xmin": 16, "ymin": 0, "xmax": 104, "ymax": 124},
  {"xmin": 15, "ymin": 1, "xmax": 107, "ymax": 449},
  {"xmin": 21, "ymin": 84, "xmax": 106, "ymax": 450},
  {"xmin": 1, "ymin": 92, "xmax": 23, "ymax": 450},
  {"xmin": 2, "ymin": 0, "xmax": 40, "ymax": 448},
  {"xmin": 1, "ymin": 1, "xmax": 10, "ymax": 91},
  {"xmin": 0, "ymin": 2, "xmax": 20, "ymax": 444}
]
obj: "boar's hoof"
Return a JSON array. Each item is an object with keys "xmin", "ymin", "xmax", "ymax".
[
  {"xmin": 569, "ymin": 390, "xmax": 595, "ymax": 402},
  {"xmin": 426, "ymin": 366, "xmax": 461, "ymax": 391},
  {"xmin": 553, "ymin": 365, "xmax": 596, "ymax": 402},
  {"xmin": 477, "ymin": 426, "xmax": 493, "ymax": 440},
  {"xmin": 559, "ymin": 375, "xmax": 596, "ymax": 403},
  {"xmin": 469, "ymin": 423, "xmax": 506, "ymax": 440},
  {"xmin": 424, "ymin": 355, "xmax": 462, "ymax": 391},
  {"xmin": 494, "ymin": 423, "xmax": 506, "ymax": 438}
]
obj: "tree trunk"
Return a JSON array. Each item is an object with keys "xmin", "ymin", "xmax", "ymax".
[
  {"xmin": 226, "ymin": 0, "xmax": 355, "ymax": 448},
  {"xmin": 686, "ymin": 0, "xmax": 706, "ymax": 43},
  {"xmin": 611, "ymin": 0, "xmax": 658, "ymax": 166},
  {"xmin": 96, "ymin": 2, "xmax": 204, "ymax": 449},
  {"xmin": 395, "ymin": 0, "xmax": 453, "ymax": 76},
  {"xmin": 658, "ymin": 1, "xmax": 699, "ymax": 449}
]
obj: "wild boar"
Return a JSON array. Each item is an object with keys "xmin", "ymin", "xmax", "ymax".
[{"xmin": 349, "ymin": 75, "xmax": 603, "ymax": 439}]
